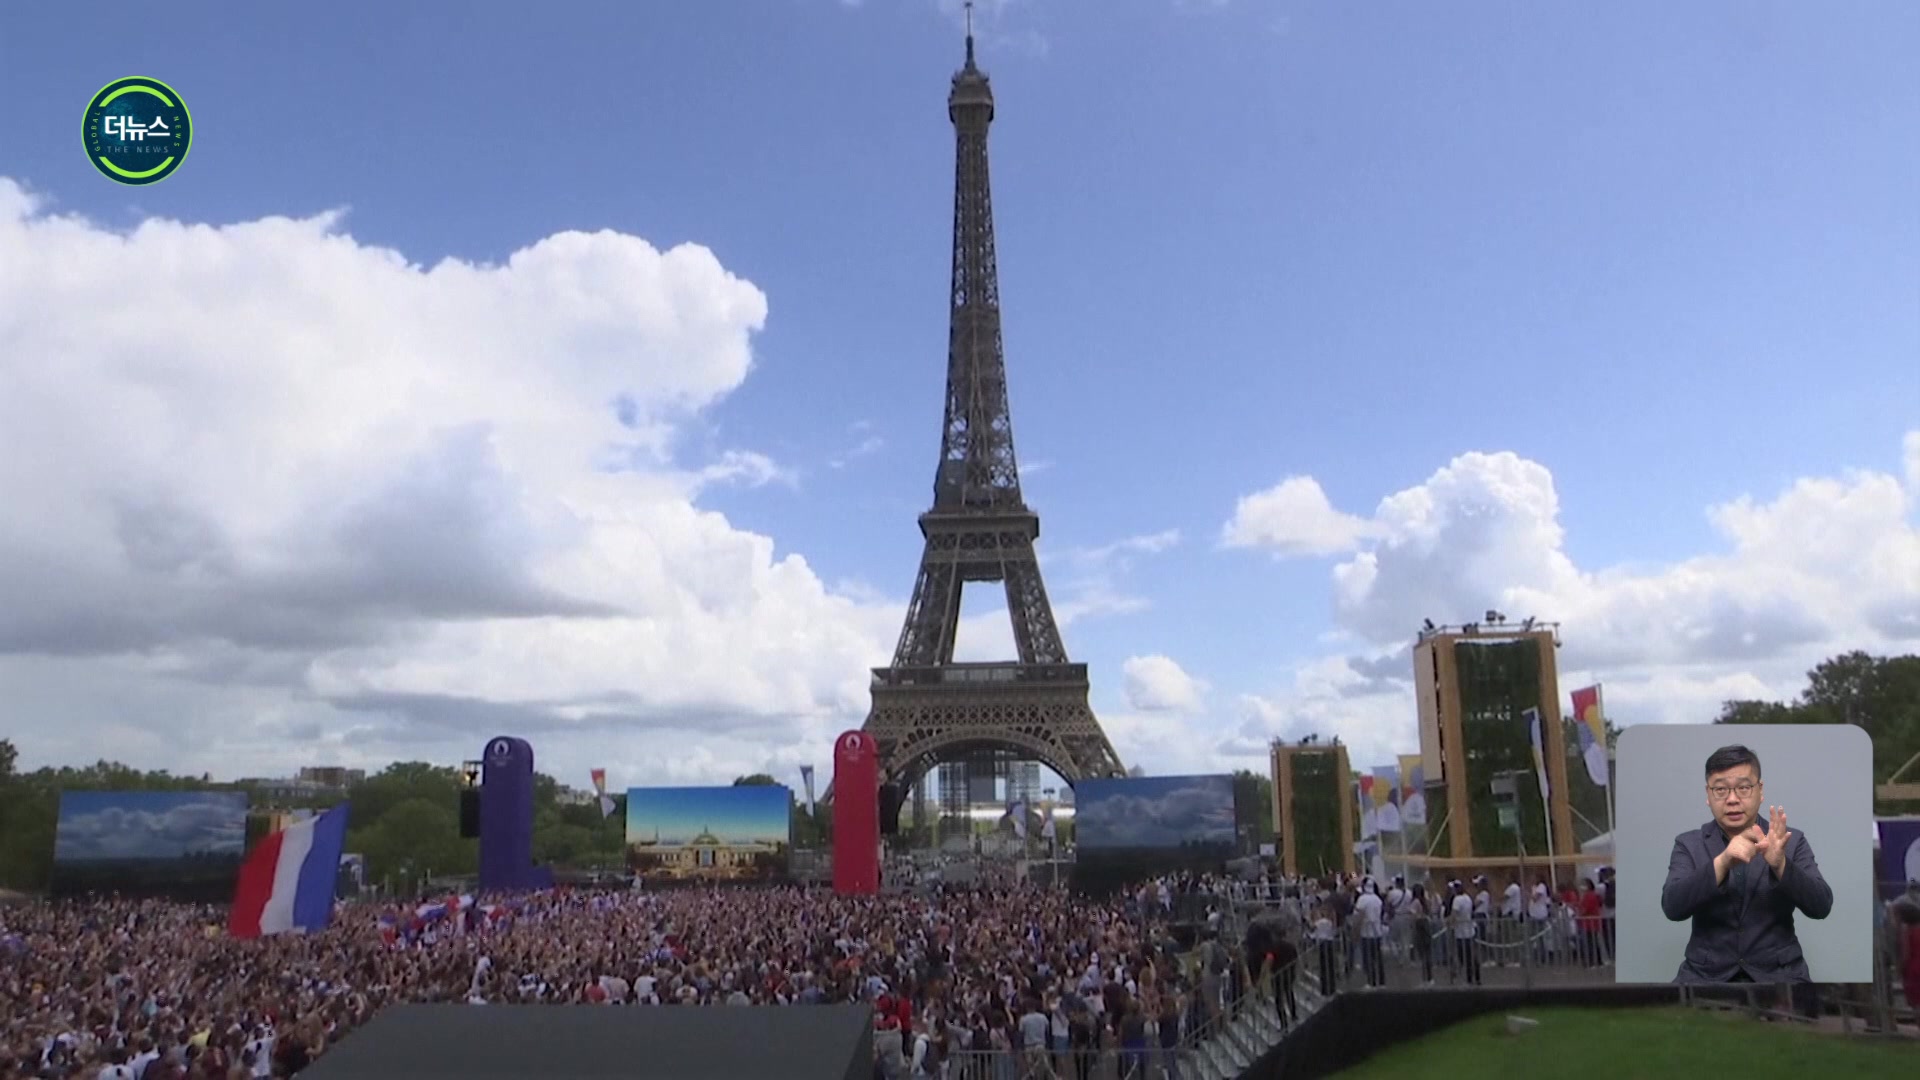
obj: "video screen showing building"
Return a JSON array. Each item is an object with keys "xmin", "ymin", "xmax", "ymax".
[
  {"xmin": 626, "ymin": 785, "xmax": 791, "ymax": 882},
  {"xmin": 1071, "ymin": 774, "xmax": 1236, "ymax": 895},
  {"xmin": 52, "ymin": 790, "xmax": 249, "ymax": 901}
]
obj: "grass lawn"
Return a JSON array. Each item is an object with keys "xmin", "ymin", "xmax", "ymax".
[{"xmin": 1335, "ymin": 1005, "xmax": 1914, "ymax": 1077}]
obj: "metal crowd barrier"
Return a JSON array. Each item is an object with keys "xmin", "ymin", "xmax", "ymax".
[{"xmin": 925, "ymin": 954, "xmax": 1318, "ymax": 1080}]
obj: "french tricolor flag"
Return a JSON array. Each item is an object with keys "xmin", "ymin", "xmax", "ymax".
[{"xmin": 228, "ymin": 804, "xmax": 350, "ymax": 939}]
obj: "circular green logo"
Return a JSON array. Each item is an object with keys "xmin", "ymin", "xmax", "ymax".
[{"xmin": 83, "ymin": 76, "xmax": 192, "ymax": 185}]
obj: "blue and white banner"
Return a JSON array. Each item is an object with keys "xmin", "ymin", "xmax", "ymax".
[{"xmin": 1878, "ymin": 819, "xmax": 1920, "ymax": 899}]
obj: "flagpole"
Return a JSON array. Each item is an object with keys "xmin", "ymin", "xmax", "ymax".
[
  {"xmin": 1543, "ymin": 795, "xmax": 1560, "ymax": 894},
  {"xmin": 1529, "ymin": 708, "xmax": 1560, "ymax": 893},
  {"xmin": 1599, "ymin": 683, "xmax": 1616, "ymax": 855},
  {"xmin": 1539, "ymin": 754, "xmax": 1560, "ymax": 894}
]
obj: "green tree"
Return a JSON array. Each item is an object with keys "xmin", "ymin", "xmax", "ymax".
[
  {"xmin": 1713, "ymin": 700, "xmax": 1802, "ymax": 726},
  {"xmin": 1716, "ymin": 651, "xmax": 1920, "ymax": 814},
  {"xmin": 732, "ymin": 773, "xmax": 780, "ymax": 786},
  {"xmin": 348, "ymin": 797, "xmax": 473, "ymax": 890},
  {"xmin": 343, "ymin": 763, "xmax": 465, "ymax": 832}
]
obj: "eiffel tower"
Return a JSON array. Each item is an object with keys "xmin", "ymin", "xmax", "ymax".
[{"xmin": 862, "ymin": 17, "xmax": 1126, "ymax": 812}]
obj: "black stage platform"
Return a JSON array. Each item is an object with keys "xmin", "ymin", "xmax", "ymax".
[{"xmin": 299, "ymin": 1003, "xmax": 874, "ymax": 1080}]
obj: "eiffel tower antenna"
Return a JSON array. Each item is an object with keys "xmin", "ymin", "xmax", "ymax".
[{"xmin": 859, "ymin": 17, "xmax": 1125, "ymax": 823}]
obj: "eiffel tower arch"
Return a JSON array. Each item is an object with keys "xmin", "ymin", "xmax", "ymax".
[{"xmin": 861, "ymin": 25, "xmax": 1126, "ymax": 814}]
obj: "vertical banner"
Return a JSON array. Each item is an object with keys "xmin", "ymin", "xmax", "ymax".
[
  {"xmin": 1524, "ymin": 708, "xmax": 1551, "ymax": 801},
  {"xmin": 832, "ymin": 730, "xmax": 879, "ymax": 895},
  {"xmin": 1397, "ymin": 753, "xmax": 1427, "ymax": 826},
  {"xmin": 1570, "ymin": 685, "xmax": 1611, "ymax": 786},
  {"xmin": 480, "ymin": 736, "xmax": 536, "ymax": 892},
  {"xmin": 1356, "ymin": 774, "xmax": 1378, "ymax": 839},
  {"xmin": 1371, "ymin": 766, "xmax": 1401, "ymax": 832}
]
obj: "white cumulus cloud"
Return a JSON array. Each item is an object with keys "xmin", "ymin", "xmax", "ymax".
[
  {"xmin": 1222, "ymin": 476, "xmax": 1379, "ymax": 556},
  {"xmin": 1121, "ymin": 654, "xmax": 1207, "ymax": 713},
  {"xmin": 0, "ymin": 179, "xmax": 901, "ymax": 789},
  {"xmin": 1224, "ymin": 435, "xmax": 1920, "ymax": 768}
]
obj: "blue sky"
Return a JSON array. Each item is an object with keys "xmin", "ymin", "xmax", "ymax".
[
  {"xmin": 625, "ymin": 785, "xmax": 791, "ymax": 846},
  {"xmin": 0, "ymin": 1, "xmax": 1915, "ymax": 791}
]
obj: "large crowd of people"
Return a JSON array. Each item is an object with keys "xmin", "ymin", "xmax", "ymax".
[
  {"xmin": 6, "ymin": 866, "xmax": 1911, "ymax": 1079},
  {"xmin": 0, "ymin": 875, "xmax": 1252, "ymax": 1080}
]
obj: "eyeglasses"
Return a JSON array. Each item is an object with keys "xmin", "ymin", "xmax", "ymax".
[{"xmin": 1706, "ymin": 781, "xmax": 1758, "ymax": 799}]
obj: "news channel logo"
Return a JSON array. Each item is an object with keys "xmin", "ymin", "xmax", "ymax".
[{"xmin": 84, "ymin": 76, "xmax": 192, "ymax": 185}]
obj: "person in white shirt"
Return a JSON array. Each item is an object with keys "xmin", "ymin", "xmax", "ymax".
[
  {"xmin": 1449, "ymin": 881, "xmax": 1481, "ymax": 985},
  {"xmin": 1354, "ymin": 885, "xmax": 1387, "ymax": 988},
  {"xmin": 1527, "ymin": 881, "xmax": 1554, "ymax": 963},
  {"xmin": 244, "ymin": 1028, "xmax": 275, "ymax": 1080},
  {"xmin": 1310, "ymin": 905, "xmax": 1339, "ymax": 995},
  {"xmin": 1384, "ymin": 877, "xmax": 1408, "ymax": 959},
  {"xmin": 906, "ymin": 1020, "xmax": 934, "ymax": 1078},
  {"xmin": 1499, "ymin": 880, "xmax": 1525, "ymax": 965}
]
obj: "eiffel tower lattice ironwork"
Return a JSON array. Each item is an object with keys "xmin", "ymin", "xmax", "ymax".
[{"xmin": 861, "ymin": 23, "xmax": 1126, "ymax": 797}]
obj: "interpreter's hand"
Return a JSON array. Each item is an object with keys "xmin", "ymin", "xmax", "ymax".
[
  {"xmin": 1755, "ymin": 806, "xmax": 1791, "ymax": 873},
  {"xmin": 1724, "ymin": 827, "xmax": 1762, "ymax": 865}
]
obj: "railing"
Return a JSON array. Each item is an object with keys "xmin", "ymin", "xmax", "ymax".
[
  {"xmin": 1234, "ymin": 895, "xmax": 1918, "ymax": 1039},
  {"xmin": 1231, "ymin": 892, "xmax": 1626, "ymax": 993},
  {"xmin": 924, "ymin": 955, "xmax": 1313, "ymax": 1080},
  {"xmin": 871, "ymin": 662, "xmax": 1090, "ymax": 690},
  {"xmin": 881, "ymin": 887, "xmax": 1919, "ymax": 1076}
]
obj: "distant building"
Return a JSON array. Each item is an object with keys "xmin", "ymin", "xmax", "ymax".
[
  {"xmin": 297, "ymin": 766, "xmax": 366, "ymax": 789},
  {"xmin": 239, "ymin": 777, "xmax": 326, "ymax": 801},
  {"xmin": 1007, "ymin": 762, "xmax": 1043, "ymax": 807},
  {"xmin": 237, "ymin": 766, "xmax": 363, "ymax": 805},
  {"xmin": 628, "ymin": 824, "xmax": 784, "ymax": 881}
]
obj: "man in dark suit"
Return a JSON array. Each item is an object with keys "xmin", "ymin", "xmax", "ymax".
[{"xmin": 1660, "ymin": 744, "xmax": 1833, "ymax": 983}]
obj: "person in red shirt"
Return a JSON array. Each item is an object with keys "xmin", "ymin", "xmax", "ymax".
[
  {"xmin": 1892, "ymin": 897, "xmax": 1920, "ymax": 1016},
  {"xmin": 1576, "ymin": 878, "xmax": 1604, "ymax": 966}
]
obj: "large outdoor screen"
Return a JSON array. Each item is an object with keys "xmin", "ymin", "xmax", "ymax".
[
  {"xmin": 1071, "ymin": 774, "xmax": 1237, "ymax": 896},
  {"xmin": 626, "ymin": 785, "xmax": 792, "ymax": 882},
  {"xmin": 52, "ymin": 790, "xmax": 249, "ymax": 901}
]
